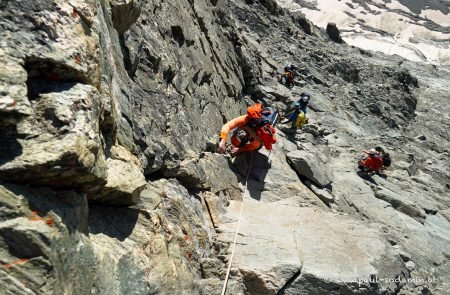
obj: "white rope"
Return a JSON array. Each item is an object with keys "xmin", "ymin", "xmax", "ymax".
[{"xmin": 221, "ymin": 152, "xmax": 253, "ymax": 295}]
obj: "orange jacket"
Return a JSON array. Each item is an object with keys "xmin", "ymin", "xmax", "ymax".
[
  {"xmin": 361, "ymin": 156, "xmax": 383, "ymax": 171},
  {"xmin": 220, "ymin": 116, "xmax": 263, "ymax": 153},
  {"xmin": 220, "ymin": 115, "xmax": 247, "ymax": 140},
  {"xmin": 220, "ymin": 115, "xmax": 277, "ymax": 152}
]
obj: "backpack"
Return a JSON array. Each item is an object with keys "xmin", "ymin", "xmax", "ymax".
[
  {"xmin": 382, "ymin": 153, "xmax": 391, "ymax": 167},
  {"xmin": 245, "ymin": 103, "xmax": 278, "ymax": 150},
  {"xmin": 256, "ymin": 124, "xmax": 277, "ymax": 150},
  {"xmin": 246, "ymin": 104, "xmax": 279, "ymax": 127},
  {"xmin": 261, "ymin": 106, "xmax": 279, "ymax": 127}
]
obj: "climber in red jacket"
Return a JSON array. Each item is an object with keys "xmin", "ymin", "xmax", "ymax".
[{"xmin": 358, "ymin": 149, "xmax": 383, "ymax": 173}]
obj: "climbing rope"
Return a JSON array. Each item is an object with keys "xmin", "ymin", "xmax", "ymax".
[{"xmin": 220, "ymin": 151, "xmax": 253, "ymax": 295}]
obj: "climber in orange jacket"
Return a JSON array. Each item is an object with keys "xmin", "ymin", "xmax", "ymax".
[
  {"xmin": 218, "ymin": 104, "xmax": 277, "ymax": 156},
  {"xmin": 358, "ymin": 149, "xmax": 383, "ymax": 173}
]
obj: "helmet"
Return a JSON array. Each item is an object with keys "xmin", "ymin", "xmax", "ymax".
[
  {"xmin": 300, "ymin": 92, "xmax": 311, "ymax": 100},
  {"xmin": 368, "ymin": 149, "xmax": 377, "ymax": 155}
]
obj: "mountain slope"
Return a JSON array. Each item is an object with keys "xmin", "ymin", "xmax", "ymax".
[{"xmin": 0, "ymin": 0, "xmax": 449, "ymax": 294}]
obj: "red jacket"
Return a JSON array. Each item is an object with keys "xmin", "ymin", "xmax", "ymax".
[{"xmin": 361, "ymin": 156, "xmax": 383, "ymax": 171}]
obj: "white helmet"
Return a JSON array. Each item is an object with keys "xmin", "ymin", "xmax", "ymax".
[{"xmin": 368, "ymin": 149, "xmax": 377, "ymax": 155}]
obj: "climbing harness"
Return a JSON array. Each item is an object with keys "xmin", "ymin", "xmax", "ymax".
[{"xmin": 220, "ymin": 152, "xmax": 253, "ymax": 295}]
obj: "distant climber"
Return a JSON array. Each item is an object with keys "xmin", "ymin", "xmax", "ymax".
[
  {"xmin": 280, "ymin": 64, "xmax": 298, "ymax": 88},
  {"xmin": 218, "ymin": 103, "xmax": 277, "ymax": 156},
  {"xmin": 281, "ymin": 92, "xmax": 311, "ymax": 128},
  {"xmin": 358, "ymin": 148, "xmax": 384, "ymax": 174}
]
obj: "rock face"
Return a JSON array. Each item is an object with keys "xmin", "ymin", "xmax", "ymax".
[
  {"xmin": 1, "ymin": 0, "xmax": 449, "ymax": 294},
  {"xmin": 287, "ymin": 149, "xmax": 333, "ymax": 188},
  {"xmin": 0, "ymin": 180, "xmax": 214, "ymax": 294},
  {"xmin": 0, "ymin": 84, "xmax": 108, "ymax": 192},
  {"xmin": 219, "ymin": 199, "xmax": 407, "ymax": 294}
]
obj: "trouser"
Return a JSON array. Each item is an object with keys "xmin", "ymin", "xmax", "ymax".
[
  {"xmin": 358, "ymin": 165, "xmax": 379, "ymax": 174},
  {"xmin": 289, "ymin": 111, "xmax": 306, "ymax": 128}
]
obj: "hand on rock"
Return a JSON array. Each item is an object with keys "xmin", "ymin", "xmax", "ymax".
[{"xmin": 218, "ymin": 139, "xmax": 227, "ymax": 154}]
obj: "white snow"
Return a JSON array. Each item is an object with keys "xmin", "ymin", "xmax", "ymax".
[{"xmin": 275, "ymin": 0, "xmax": 450, "ymax": 65}]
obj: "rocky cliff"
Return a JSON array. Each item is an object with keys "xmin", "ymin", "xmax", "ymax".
[{"xmin": 0, "ymin": 0, "xmax": 449, "ymax": 294}]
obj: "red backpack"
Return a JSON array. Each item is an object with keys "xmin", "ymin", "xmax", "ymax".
[{"xmin": 245, "ymin": 104, "xmax": 277, "ymax": 150}]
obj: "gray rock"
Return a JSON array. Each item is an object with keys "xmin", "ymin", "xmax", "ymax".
[
  {"xmin": 0, "ymin": 57, "xmax": 33, "ymax": 126},
  {"xmin": 333, "ymin": 62, "xmax": 360, "ymax": 83},
  {"xmin": 218, "ymin": 199, "xmax": 407, "ymax": 294},
  {"xmin": 110, "ymin": 0, "xmax": 142, "ymax": 34},
  {"xmin": 198, "ymin": 278, "xmax": 244, "ymax": 295},
  {"xmin": 231, "ymin": 144, "xmax": 323, "ymax": 206},
  {"xmin": 0, "ymin": 84, "xmax": 108, "ymax": 191},
  {"xmin": 405, "ymin": 261, "xmax": 416, "ymax": 272},
  {"xmin": 1, "ymin": 0, "xmax": 449, "ymax": 293},
  {"xmin": 374, "ymin": 189, "xmax": 426, "ymax": 223},
  {"xmin": 200, "ymin": 257, "xmax": 225, "ymax": 279},
  {"xmin": 91, "ymin": 158, "xmax": 146, "ymax": 206},
  {"xmin": 306, "ymin": 66, "xmax": 329, "ymax": 85},
  {"xmin": 287, "ymin": 150, "xmax": 332, "ymax": 188},
  {"xmin": 165, "ymin": 152, "xmax": 240, "ymax": 199},
  {"xmin": 416, "ymin": 135, "xmax": 427, "ymax": 141},
  {"xmin": 308, "ymin": 182, "xmax": 335, "ymax": 205},
  {"xmin": 398, "ymin": 250, "xmax": 412, "ymax": 262},
  {"xmin": 90, "ymin": 179, "xmax": 217, "ymax": 294},
  {"xmin": 0, "ymin": 96, "xmax": 16, "ymax": 112}
]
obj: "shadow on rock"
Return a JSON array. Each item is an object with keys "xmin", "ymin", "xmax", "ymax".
[
  {"xmin": 89, "ymin": 205, "xmax": 140, "ymax": 241},
  {"xmin": 357, "ymin": 170, "xmax": 377, "ymax": 185},
  {"xmin": 0, "ymin": 125, "xmax": 23, "ymax": 165},
  {"xmin": 277, "ymin": 125, "xmax": 298, "ymax": 144},
  {"xmin": 233, "ymin": 151, "xmax": 270, "ymax": 201},
  {"xmin": 356, "ymin": 170, "xmax": 387, "ymax": 185}
]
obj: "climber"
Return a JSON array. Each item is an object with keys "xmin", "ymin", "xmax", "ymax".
[
  {"xmin": 358, "ymin": 148, "xmax": 384, "ymax": 174},
  {"xmin": 281, "ymin": 92, "xmax": 311, "ymax": 128},
  {"xmin": 218, "ymin": 103, "xmax": 277, "ymax": 156},
  {"xmin": 280, "ymin": 64, "xmax": 298, "ymax": 88}
]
